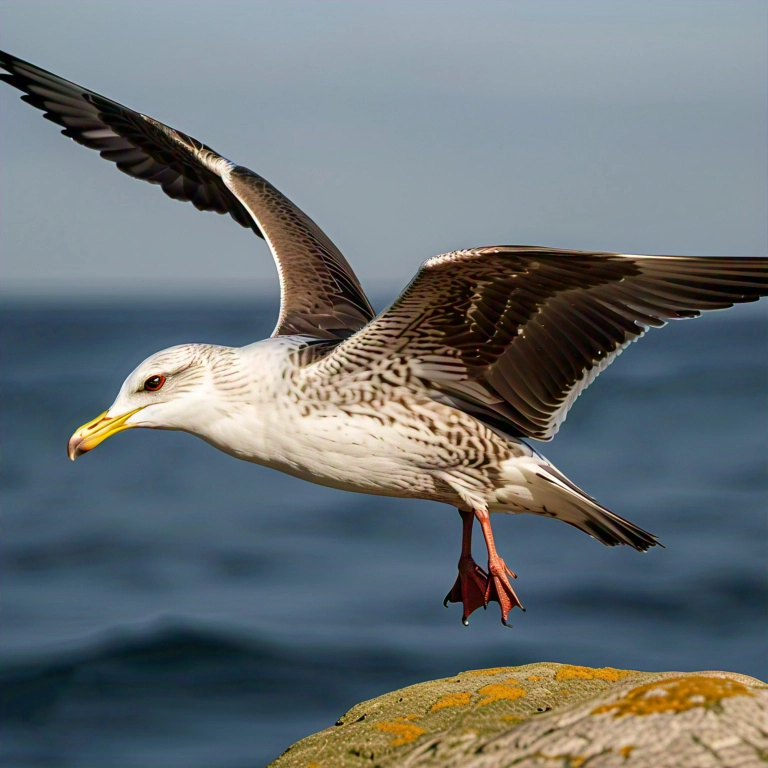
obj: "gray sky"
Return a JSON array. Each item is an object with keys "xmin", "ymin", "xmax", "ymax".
[{"xmin": 1, "ymin": 1, "xmax": 766, "ymax": 299}]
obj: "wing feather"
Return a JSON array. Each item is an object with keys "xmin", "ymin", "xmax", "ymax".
[
  {"xmin": 0, "ymin": 50, "xmax": 374, "ymax": 339},
  {"xmin": 310, "ymin": 247, "xmax": 768, "ymax": 440}
]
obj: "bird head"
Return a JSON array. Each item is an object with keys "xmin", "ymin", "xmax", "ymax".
[{"xmin": 67, "ymin": 343, "xmax": 216, "ymax": 460}]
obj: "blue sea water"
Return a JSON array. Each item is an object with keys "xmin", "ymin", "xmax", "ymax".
[{"xmin": 1, "ymin": 299, "xmax": 766, "ymax": 768}]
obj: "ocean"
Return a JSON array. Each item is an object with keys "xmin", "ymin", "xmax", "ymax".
[{"xmin": 1, "ymin": 299, "xmax": 766, "ymax": 767}]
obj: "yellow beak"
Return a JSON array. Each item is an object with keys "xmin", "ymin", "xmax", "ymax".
[{"xmin": 67, "ymin": 407, "xmax": 145, "ymax": 460}]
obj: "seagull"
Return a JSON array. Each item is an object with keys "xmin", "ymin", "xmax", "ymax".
[{"xmin": 2, "ymin": 50, "xmax": 766, "ymax": 626}]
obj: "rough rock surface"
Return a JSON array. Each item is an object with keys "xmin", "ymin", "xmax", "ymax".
[{"xmin": 270, "ymin": 662, "xmax": 768, "ymax": 767}]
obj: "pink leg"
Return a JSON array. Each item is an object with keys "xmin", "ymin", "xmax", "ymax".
[
  {"xmin": 475, "ymin": 508, "xmax": 525, "ymax": 625},
  {"xmin": 443, "ymin": 509, "xmax": 490, "ymax": 625},
  {"xmin": 443, "ymin": 510, "xmax": 488, "ymax": 627}
]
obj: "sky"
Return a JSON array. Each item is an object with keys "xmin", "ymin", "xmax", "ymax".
[{"xmin": 1, "ymin": 1, "xmax": 766, "ymax": 299}]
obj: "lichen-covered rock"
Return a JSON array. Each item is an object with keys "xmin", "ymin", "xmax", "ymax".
[{"xmin": 269, "ymin": 663, "xmax": 768, "ymax": 768}]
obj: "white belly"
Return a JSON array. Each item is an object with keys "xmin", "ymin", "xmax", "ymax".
[{"xmin": 201, "ymin": 400, "xmax": 449, "ymax": 500}]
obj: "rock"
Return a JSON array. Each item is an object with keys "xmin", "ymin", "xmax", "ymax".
[{"xmin": 269, "ymin": 662, "xmax": 768, "ymax": 767}]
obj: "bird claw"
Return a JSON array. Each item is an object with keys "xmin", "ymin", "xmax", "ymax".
[
  {"xmin": 444, "ymin": 553, "xmax": 489, "ymax": 625},
  {"xmin": 445, "ymin": 510, "xmax": 525, "ymax": 626},
  {"xmin": 484, "ymin": 555, "xmax": 525, "ymax": 624}
]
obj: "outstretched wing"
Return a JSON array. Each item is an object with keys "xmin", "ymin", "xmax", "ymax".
[
  {"xmin": 310, "ymin": 247, "xmax": 768, "ymax": 440},
  {"xmin": 0, "ymin": 50, "xmax": 374, "ymax": 339}
]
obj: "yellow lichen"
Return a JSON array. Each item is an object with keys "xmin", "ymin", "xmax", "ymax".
[
  {"xmin": 619, "ymin": 745, "xmax": 635, "ymax": 759},
  {"xmin": 430, "ymin": 691, "xmax": 473, "ymax": 711},
  {"xmin": 591, "ymin": 676, "xmax": 753, "ymax": 717},
  {"xmin": 527, "ymin": 674, "xmax": 542, "ymax": 681},
  {"xmin": 375, "ymin": 716, "xmax": 426, "ymax": 746},
  {"xmin": 531, "ymin": 755, "xmax": 585, "ymax": 767},
  {"xmin": 465, "ymin": 667, "xmax": 512, "ymax": 677},
  {"xmin": 478, "ymin": 679, "xmax": 527, "ymax": 706},
  {"xmin": 555, "ymin": 665, "xmax": 633, "ymax": 682}
]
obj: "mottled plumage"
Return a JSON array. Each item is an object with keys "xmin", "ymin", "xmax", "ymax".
[{"xmin": 3, "ymin": 50, "xmax": 766, "ymax": 625}]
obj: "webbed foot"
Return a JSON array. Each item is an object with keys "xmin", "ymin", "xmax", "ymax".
[{"xmin": 444, "ymin": 553, "xmax": 489, "ymax": 625}]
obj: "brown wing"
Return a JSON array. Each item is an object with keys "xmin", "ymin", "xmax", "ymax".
[
  {"xmin": 0, "ymin": 50, "xmax": 374, "ymax": 339},
  {"xmin": 312, "ymin": 247, "xmax": 768, "ymax": 440}
]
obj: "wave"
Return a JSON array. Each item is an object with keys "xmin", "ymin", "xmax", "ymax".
[{"xmin": 0, "ymin": 620, "xmax": 425, "ymax": 725}]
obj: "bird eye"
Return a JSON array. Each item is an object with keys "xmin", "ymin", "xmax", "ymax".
[{"xmin": 143, "ymin": 375, "xmax": 165, "ymax": 392}]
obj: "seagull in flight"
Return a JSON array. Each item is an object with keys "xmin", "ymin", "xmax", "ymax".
[{"xmin": 2, "ymin": 50, "xmax": 766, "ymax": 626}]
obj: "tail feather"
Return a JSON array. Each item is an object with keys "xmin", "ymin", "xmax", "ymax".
[{"xmin": 533, "ymin": 465, "xmax": 661, "ymax": 552}]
